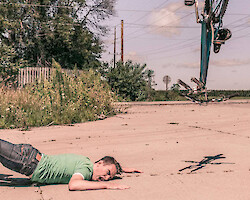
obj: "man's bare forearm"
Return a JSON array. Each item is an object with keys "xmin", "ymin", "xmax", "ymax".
[
  {"xmin": 68, "ymin": 179, "xmax": 129, "ymax": 191},
  {"xmin": 68, "ymin": 179, "xmax": 107, "ymax": 191},
  {"xmin": 122, "ymin": 167, "xmax": 143, "ymax": 173}
]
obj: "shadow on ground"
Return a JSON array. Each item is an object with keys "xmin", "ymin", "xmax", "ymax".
[
  {"xmin": 179, "ymin": 154, "xmax": 235, "ymax": 173},
  {"xmin": 0, "ymin": 174, "xmax": 36, "ymax": 187}
]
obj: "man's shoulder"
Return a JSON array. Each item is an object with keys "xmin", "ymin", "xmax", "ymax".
[{"xmin": 46, "ymin": 154, "xmax": 92, "ymax": 164}]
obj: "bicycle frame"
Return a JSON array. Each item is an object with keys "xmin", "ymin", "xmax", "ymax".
[
  {"xmin": 178, "ymin": 0, "xmax": 230, "ymax": 103},
  {"xmin": 194, "ymin": 0, "xmax": 224, "ymax": 88}
]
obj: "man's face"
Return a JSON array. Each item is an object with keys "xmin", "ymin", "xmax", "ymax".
[{"xmin": 92, "ymin": 161, "xmax": 117, "ymax": 181}]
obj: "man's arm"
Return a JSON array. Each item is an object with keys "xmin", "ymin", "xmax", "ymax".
[
  {"xmin": 68, "ymin": 174, "xmax": 130, "ymax": 191},
  {"xmin": 122, "ymin": 167, "xmax": 143, "ymax": 173}
]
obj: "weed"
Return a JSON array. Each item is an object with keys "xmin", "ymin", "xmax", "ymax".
[{"xmin": 0, "ymin": 60, "xmax": 116, "ymax": 129}]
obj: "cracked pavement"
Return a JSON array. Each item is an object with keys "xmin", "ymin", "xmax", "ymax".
[{"xmin": 0, "ymin": 100, "xmax": 250, "ymax": 200}]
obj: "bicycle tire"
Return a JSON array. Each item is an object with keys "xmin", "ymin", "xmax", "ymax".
[{"xmin": 204, "ymin": 0, "xmax": 229, "ymax": 21}]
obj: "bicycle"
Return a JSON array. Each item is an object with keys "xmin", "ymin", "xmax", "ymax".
[{"xmin": 178, "ymin": 0, "xmax": 232, "ymax": 103}]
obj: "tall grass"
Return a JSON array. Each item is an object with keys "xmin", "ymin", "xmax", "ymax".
[{"xmin": 0, "ymin": 60, "xmax": 117, "ymax": 129}]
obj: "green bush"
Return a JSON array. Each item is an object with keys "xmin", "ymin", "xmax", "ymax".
[
  {"xmin": 0, "ymin": 43, "xmax": 25, "ymax": 88},
  {"xmin": 151, "ymin": 90, "xmax": 186, "ymax": 101},
  {"xmin": 99, "ymin": 60, "xmax": 154, "ymax": 101},
  {"xmin": 0, "ymin": 60, "xmax": 116, "ymax": 129},
  {"xmin": 208, "ymin": 90, "xmax": 250, "ymax": 98}
]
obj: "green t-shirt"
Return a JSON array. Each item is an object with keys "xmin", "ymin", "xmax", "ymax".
[{"xmin": 31, "ymin": 154, "xmax": 93, "ymax": 184}]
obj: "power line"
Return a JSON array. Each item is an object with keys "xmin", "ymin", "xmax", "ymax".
[
  {"xmin": 126, "ymin": 22, "xmax": 250, "ymax": 29},
  {"xmin": 137, "ymin": 12, "xmax": 250, "ymax": 56},
  {"xmin": 141, "ymin": 40, "xmax": 199, "ymax": 56},
  {"xmin": 233, "ymin": 31, "xmax": 250, "ymax": 39},
  {"xmin": 226, "ymin": 16, "xmax": 250, "ymax": 40},
  {"xmin": 224, "ymin": 14, "xmax": 250, "ymax": 27},
  {"xmin": 145, "ymin": 46, "xmax": 196, "ymax": 61},
  {"xmin": 129, "ymin": 0, "xmax": 171, "ymax": 24},
  {"xmin": 0, "ymin": 2, "xmax": 75, "ymax": 8},
  {"xmin": 116, "ymin": 8, "xmax": 250, "ymax": 16},
  {"xmin": 143, "ymin": 28, "xmax": 250, "ymax": 61},
  {"xmin": 111, "ymin": 8, "xmax": 250, "ymax": 42},
  {"xmin": 104, "ymin": 7, "xmax": 196, "ymax": 55},
  {"xmin": 155, "ymin": 0, "xmax": 172, "ymax": 9},
  {"xmin": 126, "ymin": 11, "xmax": 194, "ymax": 42},
  {"xmin": 127, "ymin": 4, "xmax": 185, "ymax": 38},
  {"xmin": 103, "ymin": 3, "xmax": 250, "ymax": 62},
  {"xmin": 123, "ymin": 0, "xmax": 179, "ymax": 38},
  {"xmin": 125, "ymin": 23, "xmax": 199, "ymax": 29},
  {"xmin": 138, "ymin": 32, "xmax": 200, "ymax": 55}
]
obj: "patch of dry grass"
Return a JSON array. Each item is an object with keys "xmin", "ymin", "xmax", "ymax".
[{"xmin": 0, "ymin": 60, "xmax": 116, "ymax": 129}]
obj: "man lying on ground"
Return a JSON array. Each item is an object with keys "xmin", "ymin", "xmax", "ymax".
[{"xmin": 0, "ymin": 139, "xmax": 142, "ymax": 190}]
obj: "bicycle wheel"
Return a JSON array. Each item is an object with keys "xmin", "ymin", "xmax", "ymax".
[{"xmin": 204, "ymin": 0, "xmax": 229, "ymax": 21}]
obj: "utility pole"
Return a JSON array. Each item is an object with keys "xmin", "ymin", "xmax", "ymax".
[
  {"xmin": 114, "ymin": 26, "xmax": 116, "ymax": 67},
  {"xmin": 121, "ymin": 20, "xmax": 124, "ymax": 62}
]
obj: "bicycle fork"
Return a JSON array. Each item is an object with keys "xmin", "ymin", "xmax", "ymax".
[{"xmin": 200, "ymin": 21, "xmax": 212, "ymax": 86}]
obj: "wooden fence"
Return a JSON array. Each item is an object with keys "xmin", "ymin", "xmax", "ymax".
[
  {"xmin": 18, "ymin": 67, "xmax": 52, "ymax": 88},
  {"xmin": 17, "ymin": 67, "xmax": 83, "ymax": 88}
]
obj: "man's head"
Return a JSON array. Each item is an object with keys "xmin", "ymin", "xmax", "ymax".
[{"xmin": 92, "ymin": 156, "xmax": 122, "ymax": 181}]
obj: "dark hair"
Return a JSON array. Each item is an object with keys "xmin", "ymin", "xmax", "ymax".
[{"xmin": 95, "ymin": 156, "xmax": 123, "ymax": 174}]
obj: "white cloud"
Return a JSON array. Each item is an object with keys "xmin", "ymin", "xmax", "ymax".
[
  {"xmin": 147, "ymin": 1, "xmax": 205, "ymax": 38},
  {"xmin": 148, "ymin": 2, "xmax": 183, "ymax": 37}
]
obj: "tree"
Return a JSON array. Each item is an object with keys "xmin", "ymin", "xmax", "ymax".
[
  {"xmin": 145, "ymin": 69, "xmax": 155, "ymax": 88},
  {"xmin": 0, "ymin": 0, "xmax": 116, "ymax": 69},
  {"xmin": 100, "ymin": 60, "xmax": 154, "ymax": 101},
  {"xmin": 0, "ymin": 43, "xmax": 26, "ymax": 87}
]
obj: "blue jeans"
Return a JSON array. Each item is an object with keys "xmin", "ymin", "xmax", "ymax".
[{"xmin": 0, "ymin": 139, "xmax": 42, "ymax": 176}]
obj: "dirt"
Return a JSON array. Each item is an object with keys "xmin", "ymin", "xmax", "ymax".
[{"xmin": 0, "ymin": 100, "xmax": 250, "ymax": 200}]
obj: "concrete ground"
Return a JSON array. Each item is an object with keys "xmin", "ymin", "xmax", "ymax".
[{"xmin": 0, "ymin": 100, "xmax": 250, "ymax": 200}]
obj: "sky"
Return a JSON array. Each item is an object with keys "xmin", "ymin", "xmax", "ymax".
[{"xmin": 100, "ymin": 0, "xmax": 250, "ymax": 90}]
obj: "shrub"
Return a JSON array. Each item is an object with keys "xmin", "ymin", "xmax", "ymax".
[
  {"xmin": 99, "ymin": 60, "xmax": 154, "ymax": 101},
  {"xmin": 0, "ymin": 60, "xmax": 116, "ymax": 129}
]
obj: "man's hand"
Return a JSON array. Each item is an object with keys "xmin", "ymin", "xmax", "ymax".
[
  {"xmin": 68, "ymin": 174, "xmax": 130, "ymax": 191},
  {"xmin": 122, "ymin": 167, "xmax": 143, "ymax": 173},
  {"xmin": 105, "ymin": 182, "xmax": 130, "ymax": 190}
]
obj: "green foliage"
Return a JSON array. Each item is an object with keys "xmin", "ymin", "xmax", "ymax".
[
  {"xmin": 100, "ymin": 60, "xmax": 154, "ymax": 101},
  {"xmin": 152, "ymin": 89, "xmax": 250, "ymax": 101},
  {"xmin": 0, "ymin": 0, "xmax": 115, "ymax": 69},
  {"xmin": 0, "ymin": 60, "xmax": 116, "ymax": 129},
  {"xmin": 47, "ymin": 27, "xmax": 103, "ymax": 70},
  {"xmin": 151, "ymin": 90, "xmax": 185, "ymax": 101},
  {"xmin": 0, "ymin": 43, "xmax": 26, "ymax": 87},
  {"xmin": 208, "ymin": 90, "xmax": 250, "ymax": 98},
  {"xmin": 171, "ymin": 83, "xmax": 181, "ymax": 91}
]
